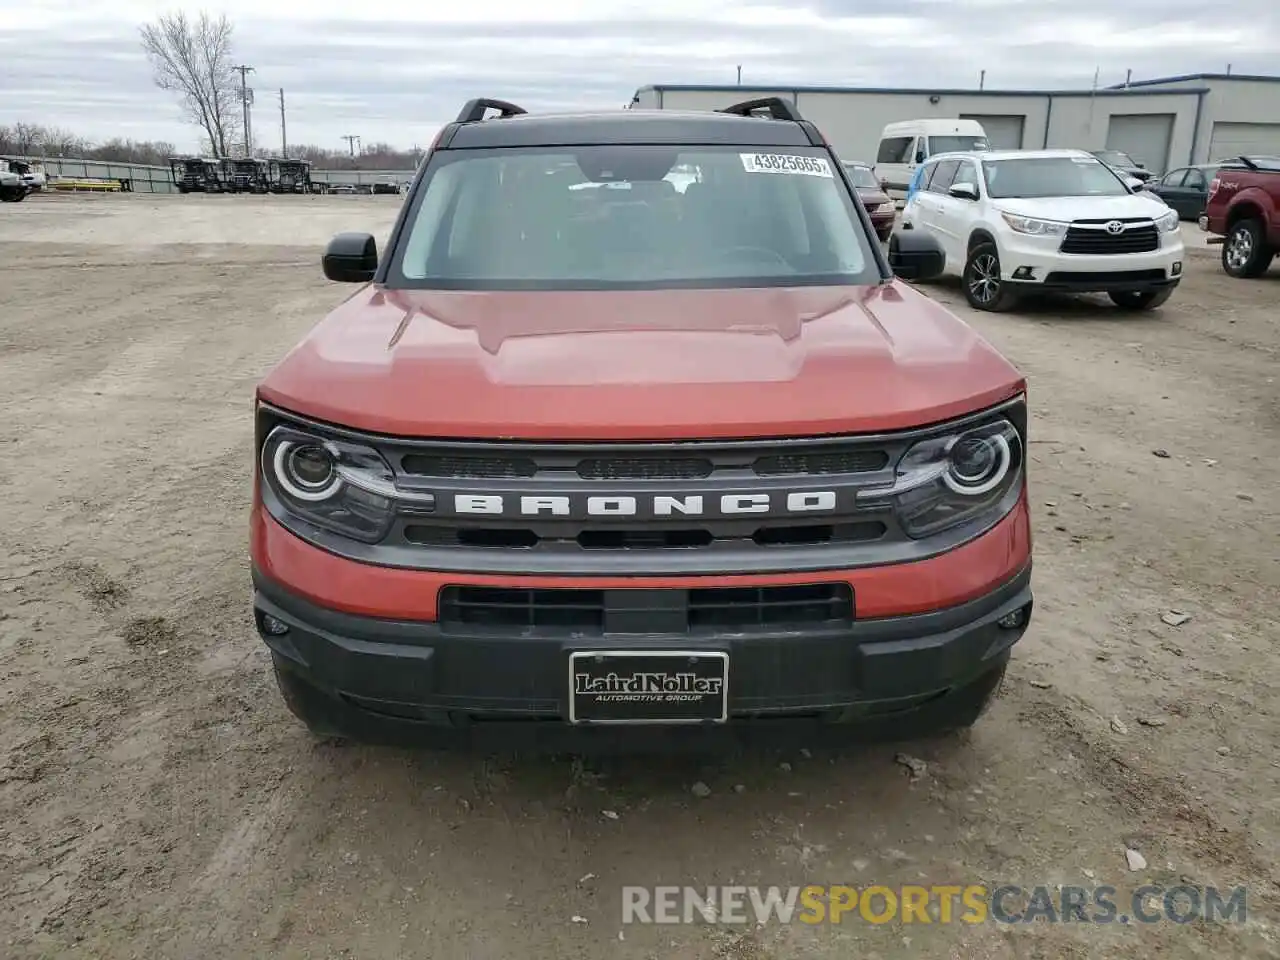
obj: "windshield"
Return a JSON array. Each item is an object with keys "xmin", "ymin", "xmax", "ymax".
[
  {"xmin": 930, "ymin": 136, "xmax": 989, "ymax": 154},
  {"xmin": 1095, "ymin": 150, "xmax": 1136, "ymax": 166},
  {"xmin": 981, "ymin": 156, "xmax": 1129, "ymax": 199},
  {"xmin": 843, "ymin": 164, "xmax": 880, "ymax": 188},
  {"xmin": 390, "ymin": 145, "xmax": 877, "ymax": 290}
]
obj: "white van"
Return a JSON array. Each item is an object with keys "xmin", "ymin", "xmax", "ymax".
[{"xmin": 874, "ymin": 119, "xmax": 990, "ymax": 200}]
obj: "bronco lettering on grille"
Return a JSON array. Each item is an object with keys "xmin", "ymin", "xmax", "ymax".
[{"xmin": 453, "ymin": 492, "xmax": 840, "ymax": 517}]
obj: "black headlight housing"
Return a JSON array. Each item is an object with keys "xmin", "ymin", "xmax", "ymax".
[
  {"xmin": 857, "ymin": 397, "xmax": 1026, "ymax": 540},
  {"xmin": 258, "ymin": 424, "xmax": 403, "ymax": 543}
]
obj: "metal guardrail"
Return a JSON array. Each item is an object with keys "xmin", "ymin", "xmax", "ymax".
[
  {"xmin": 35, "ymin": 158, "xmax": 178, "ymax": 193},
  {"xmin": 310, "ymin": 170, "xmax": 415, "ymax": 186},
  {"xmin": 15, "ymin": 156, "xmax": 418, "ymax": 195}
]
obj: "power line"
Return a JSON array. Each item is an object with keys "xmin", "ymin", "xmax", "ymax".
[{"xmin": 232, "ymin": 64, "xmax": 254, "ymax": 156}]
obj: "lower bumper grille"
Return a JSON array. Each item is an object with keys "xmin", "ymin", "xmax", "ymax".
[
  {"xmin": 439, "ymin": 584, "xmax": 855, "ymax": 633},
  {"xmin": 1042, "ymin": 269, "xmax": 1167, "ymax": 285}
]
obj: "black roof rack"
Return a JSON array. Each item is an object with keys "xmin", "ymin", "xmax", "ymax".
[
  {"xmin": 717, "ymin": 96, "xmax": 803, "ymax": 122},
  {"xmin": 456, "ymin": 98, "xmax": 528, "ymax": 123}
]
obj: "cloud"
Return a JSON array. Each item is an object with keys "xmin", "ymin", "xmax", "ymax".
[{"xmin": 1, "ymin": 0, "xmax": 1277, "ymax": 151}]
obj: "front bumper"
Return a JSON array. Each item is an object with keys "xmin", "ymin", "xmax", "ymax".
[
  {"xmin": 998, "ymin": 231, "xmax": 1184, "ymax": 291},
  {"xmin": 254, "ymin": 557, "xmax": 1032, "ymax": 745}
]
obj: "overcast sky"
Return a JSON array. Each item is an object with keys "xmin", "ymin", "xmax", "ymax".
[{"xmin": 3, "ymin": 0, "xmax": 1277, "ymax": 153}]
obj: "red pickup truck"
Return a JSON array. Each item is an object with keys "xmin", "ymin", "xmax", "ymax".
[{"xmin": 1200, "ymin": 155, "xmax": 1280, "ymax": 278}]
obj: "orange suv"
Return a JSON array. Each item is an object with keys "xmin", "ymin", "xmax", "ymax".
[{"xmin": 251, "ymin": 97, "xmax": 1034, "ymax": 750}]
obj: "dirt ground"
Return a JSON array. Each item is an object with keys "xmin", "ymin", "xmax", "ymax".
[{"xmin": 1, "ymin": 192, "xmax": 1277, "ymax": 960}]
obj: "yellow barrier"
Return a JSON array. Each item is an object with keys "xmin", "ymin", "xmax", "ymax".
[{"xmin": 49, "ymin": 179, "xmax": 123, "ymax": 192}]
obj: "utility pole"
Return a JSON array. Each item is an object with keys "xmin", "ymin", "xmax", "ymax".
[
  {"xmin": 979, "ymin": 70, "xmax": 985, "ymax": 90},
  {"xmin": 278, "ymin": 89, "xmax": 287, "ymax": 157},
  {"xmin": 736, "ymin": 65, "xmax": 742, "ymax": 86},
  {"xmin": 232, "ymin": 64, "xmax": 254, "ymax": 157},
  {"xmin": 342, "ymin": 135, "xmax": 360, "ymax": 157}
]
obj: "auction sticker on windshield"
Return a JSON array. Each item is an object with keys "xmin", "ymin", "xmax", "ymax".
[{"xmin": 740, "ymin": 153, "xmax": 833, "ymax": 177}]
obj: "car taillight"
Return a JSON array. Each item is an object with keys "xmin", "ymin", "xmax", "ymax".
[{"xmin": 1208, "ymin": 178, "xmax": 1220, "ymax": 197}]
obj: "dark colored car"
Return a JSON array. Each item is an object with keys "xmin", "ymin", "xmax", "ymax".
[
  {"xmin": 1148, "ymin": 164, "xmax": 1220, "ymax": 220},
  {"xmin": 1089, "ymin": 150, "xmax": 1154, "ymax": 182},
  {"xmin": 843, "ymin": 162, "xmax": 895, "ymax": 241},
  {"xmin": 251, "ymin": 95, "xmax": 1033, "ymax": 752}
]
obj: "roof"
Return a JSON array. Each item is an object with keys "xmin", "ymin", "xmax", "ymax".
[
  {"xmin": 637, "ymin": 83, "xmax": 1209, "ymax": 100},
  {"xmin": 444, "ymin": 109, "xmax": 818, "ymax": 149},
  {"xmin": 921, "ymin": 148, "xmax": 1097, "ymax": 163},
  {"xmin": 1107, "ymin": 72, "xmax": 1280, "ymax": 89}
]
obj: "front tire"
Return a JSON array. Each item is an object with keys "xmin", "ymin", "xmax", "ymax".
[
  {"xmin": 1222, "ymin": 218, "xmax": 1275, "ymax": 278},
  {"xmin": 963, "ymin": 242, "xmax": 1020, "ymax": 312},
  {"xmin": 1109, "ymin": 286, "xmax": 1175, "ymax": 310}
]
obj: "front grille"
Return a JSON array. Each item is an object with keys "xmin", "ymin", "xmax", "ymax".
[
  {"xmin": 403, "ymin": 520, "xmax": 887, "ymax": 550},
  {"xmin": 438, "ymin": 583, "xmax": 854, "ymax": 632},
  {"xmin": 400, "ymin": 450, "xmax": 886, "ymax": 481},
  {"xmin": 1060, "ymin": 221, "xmax": 1159, "ymax": 255},
  {"xmin": 402, "ymin": 454, "xmax": 538, "ymax": 479},
  {"xmin": 386, "ymin": 433, "xmax": 903, "ymax": 559},
  {"xmin": 259, "ymin": 395, "xmax": 1028, "ymax": 574},
  {"xmin": 754, "ymin": 449, "xmax": 888, "ymax": 476},
  {"xmin": 577, "ymin": 457, "xmax": 712, "ymax": 480}
]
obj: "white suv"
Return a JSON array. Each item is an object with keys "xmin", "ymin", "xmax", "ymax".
[{"xmin": 902, "ymin": 148, "xmax": 1183, "ymax": 311}]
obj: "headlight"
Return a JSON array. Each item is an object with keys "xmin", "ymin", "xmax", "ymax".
[
  {"xmin": 856, "ymin": 417, "xmax": 1024, "ymax": 539},
  {"xmin": 1001, "ymin": 213, "xmax": 1067, "ymax": 237},
  {"xmin": 1155, "ymin": 210, "xmax": 1180, "ymax": 233},
  {"xmin": 261, "ymin": 425, "xmax": 425, "ymax": 542}
]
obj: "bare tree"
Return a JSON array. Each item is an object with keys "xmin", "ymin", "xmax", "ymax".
[
  {"xmin": 139, "ymin": 11, "xmax": 241, "ymax": 158},
  {"xmin": 40, "ymin": 126, "xmax": 92, "ymax": 157},
  {"xmin": 10, "ymin": 122, "xmax": 43, "ymax": 154}
]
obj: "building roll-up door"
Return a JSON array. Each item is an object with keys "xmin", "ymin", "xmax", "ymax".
[
  {"xmin": 1105, "ymin": 113, "xmax": 1175, "ymax": 174},
  {"xmin": 958, "ymin": 114, "xmax": 1026, "ymax": 149},
  {"xmin": 1208, "ymin": 122, "xmax": 1280, "ymax": 161}
]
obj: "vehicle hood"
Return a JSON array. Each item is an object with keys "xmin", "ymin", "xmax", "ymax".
[
  {"xmin": 258, "ymin": 283, "xmax": 1025, "ymax": 440},
  {"xmin": 855, "ymin": 186, "xmax": 893, "ymax": 208},
  {"xmin": 993, "ymin": 193, "xmax": 1170, "ymax": 222}
]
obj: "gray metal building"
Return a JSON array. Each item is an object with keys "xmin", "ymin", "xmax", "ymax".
[{"xmin": 630, "ymin": 73, "xmax": 1280, "ymax": 176}]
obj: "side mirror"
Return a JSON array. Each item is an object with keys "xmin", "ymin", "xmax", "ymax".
[
  {"xmin": 949, "ymin": 182, "xmax": 980, "ymax": 201},
  {"xmin": 1123, "ymin": 176, "xmax": 1143, "ymax": 193},
  {"xmin": 888, "ymin": 230, "xmax": 945, "ymax": 282},
  {"xmin": 323, "ymin": 232, "xmax": 378, "ymax": 283},
  {"xmin": 915, "ymin": 151, "xmax": 927, "ymax": 164}
]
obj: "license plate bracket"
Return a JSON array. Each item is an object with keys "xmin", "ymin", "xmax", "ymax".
[{"xmin": 568, "ymin": 650, "xmax": 729, "ymax": 725}]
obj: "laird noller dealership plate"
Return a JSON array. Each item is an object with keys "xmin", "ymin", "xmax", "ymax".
[{"xmin": 568, "ymin": 650, "xmax": 729, "ymax": 724}]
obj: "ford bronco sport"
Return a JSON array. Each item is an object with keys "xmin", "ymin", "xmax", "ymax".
[{"xmin": 251, "ymin": 97, "xmax": 1034, "ymax": 750}]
